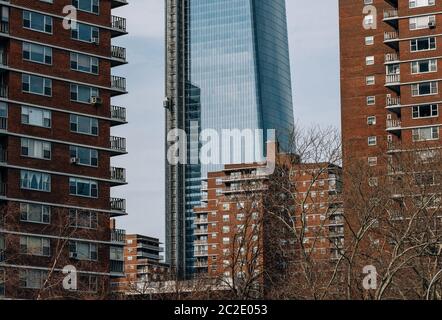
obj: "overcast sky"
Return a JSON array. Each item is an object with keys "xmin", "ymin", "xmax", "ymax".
[{"xmin": 110, "ymin": 0, "xmax": 341, "ymax": 243}]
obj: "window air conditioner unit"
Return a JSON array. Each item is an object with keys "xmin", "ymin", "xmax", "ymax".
[
  {"xmin": 69, "ymin": 252, "xmax": 78, "ymax": 259},
  {"xmin": 429, "ymin": 21, "xmax": 436, "ymax": 29},
  {"xmin": 92, "ymin": 37, "xmax": 99, "ymax": 44},
  {"xmin": 90, "ymin": 96, "xmax": 102, "ymax": 105},
  {"xmin": 70, "ymin": 157, "xmax": 80, "ymax": 164}
]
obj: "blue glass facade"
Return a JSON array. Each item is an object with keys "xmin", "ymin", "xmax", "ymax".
[{"xmin": 166, "ymin": 0, "xmax": 294, "ymax": 278}]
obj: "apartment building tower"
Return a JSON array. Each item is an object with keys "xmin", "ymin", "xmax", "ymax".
[
  {"xmin": 0, "ymin": 0, "xmax": 128, "ymax": 299},
  {"xmin": 165, "ymin": 0, "xmax": 295, "ymax": 279},
  {"xmin": 340, "ymin": 0, "xmax": 442, "ymax": 167}
]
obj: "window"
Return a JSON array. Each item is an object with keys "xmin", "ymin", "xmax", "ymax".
[
  {"xmin": 21, "ymin": 106, "xmax": 51, "ymax": 128},
  {"xmin": 409, "ymin": 0, "xmax": 436, "ymax": 8},
  {"xmin": 20, "ymin": 170, "xmax": 51, "ymax": 192},
  {"xmin": 19, "ymin": 270, "xmax": 48, "ymax": 289},
  {"xmin": 69, "ymin": 209, "xmax": 98, "ymax": 229},
  {"xmin": 365, "ymin": 36, "xmax": 374, "ymax": 45},
  {"xmin": 413, "ymin": 127, "xmax": 439, "ymax": 141},
  {"xmin": 366, "ymin": 56, "xmax": 374, "ymax": 65},
  {"xmin": 70, "ymin": 114, "xmax": 98, "ymax": 135},
  {"xmin": 0, "ymin": 102, "xmax": 6, "ymax": 119},
  {"xmin": 70, "ymin": 53, "xmax": 99, "ymax": 74},
  {"xmin": 409, "ymin": 15, "xmax": 435, "ymax": 30},
  {"xmin": 22, "ymin": 74, "xmax": 52, "ymax": 96},
  {"xmin": 366, "ymin": 76, "xmax": 375, "ymax": 85},
  {"xmin": 20, "ymin": 236, "xmax": 50, "ymax": 256},
  {"xmin": 222, "ymin": 226, "xmax": 230, "ymax": 234},
  {"xmin": 412, "ymin": 104, "xmax": 438, "ymax": 118},
  {"xmin": 23, "ymin": 42, "xmax": 52, "ymax": 64},
  {"xmin": 21, "ymin": 138, "xmax": 51, "ymax": 160},
  {"xmin": 368, "ymin": 136, "xmax": 377, "ymax": 146},
  {"xmin": 70, "ymin": 84, "xmax": 99, "ymax": 103},
  {"xmin": 73, "ymin": 0, "xmax": 99, "ymax": 14},
  {"xmin": 367, "ymin": 96, "xmax": 375, "ymax": 105},
  {"xmin": 411, "ymin": 59, "xmax": 437, "ymax": 74},
  {"xmin": 23, "ymin": 11, "xmax": 52, "ymax": 33},
  {"xmin": 20, "ymin": 203, "xmax": 50, "ymax": 224},
  {"xmin": 411, "ymin": 81, "xmax": 438, "ymax": 96},
  {"xmin": 368, "ymin": 157, "xmax": 378, "ymax": 166},
  {"xmin": 69, "ymin": 241, "xmax": 97, "ymax": 261},
  {"xmin": 69, "ymin": 146, "xmax": 98, "ymax": 166},
  {"xmin": 367, "ymin": 116, "xmax": 376, "ymax": 125},
  {"xmin": 363, "ymin": 15, "xmax": 374, "ymax": 27},
  {"xmin": 411, "ymin": 37, "xmax": 436, "ymax": 52},
  {"xmin": 110, "ymin": 246, "xmax": 124, "ymax": 261},
  {"xmin": 79, "ymin": 275, "xmax": 98, "ymax": 293},
  {"xmin": 71, "ymin": 22, "xmax": 99, "ymax": 43},
  {"xmin": 69, "ymin": 177, "xmax": 98, "ymax": 198}
]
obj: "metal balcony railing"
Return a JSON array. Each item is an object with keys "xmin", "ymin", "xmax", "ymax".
[
  {"xmin": 194, "ymin": 218, "xmax": 209, "ymax": 224},
  {"xmin": 386, "ymin": 119, "xmax": 402, "ymax": 129},
  {"xmin": 111, "ymin": 75, "xmax": 126, "ymax": 91},
  {"xmin": 111, "ymin": 105, "xmax": 126, "ymax": 122},
  {"xmin": 386, "ymin": 74, "xmax": 400, "ymax": 84},
  {"xmin": 384, "ymin": 9, "xmax": 398, "ymax": 19},
  {"xmin": 384, "ymin": 31, "xmax": 399, "ymax": 41},
  {"xmin": 110, "ymin": 197, "xmax": 126, "ymax": 213},
  {"xmin": 111, "ymin": 45, "xmax": 126, "ymax": 61},
  {"xmin": 0, "ymin": 85, "xmax": 7, "ymax": 99},
  {"xmin": 0, "ymin": 52, "xmax": 7, "ymax": 66},
  {"xmin": 0, "ymin": 150, "xmax": 6, "ymax": 163},
  {"xmin": 110, "ymin": 260, "xmax": 124, "ymax": 273},
  {"xmin": 111, "ymin": 166, "xmax": 126, "ymax": 183},
  {"xmin": 0, "ymin": 21, "xmax": 9, "ymax": 34},
  {"xmin": 385, "ymin": 53, "xmax": 398, "ymax": 63},
  {"xmin": 110, "ymin": 136, "xmax": 126, "ymax": 152},
  {"xmin": 387, "ymin": 97, "xmax": 401, "ymax": 107},
  {"xmin": 0, "ymin": 183, "xmax": 5, "ymax": 196},
  {"xmin": 111, "ymin": 15, "xmax": 127, "ymax": 33},
  {"xmin": 194, "ymin": 229, "xmax": 209, "ymax": 235},
  {"xmin": 194, "ymin": 250, "xmax": 209, "ymax": 256},
  {"xmin": 0, "ymin": 117, "xmax": 7, "ymax": 130},
  {"xmin": 111, "ymin": 229, "xmax": 126, "ymax": 243}
]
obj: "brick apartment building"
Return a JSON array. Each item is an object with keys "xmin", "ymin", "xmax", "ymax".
[
  {"xmin": 340, "ymin": 0, "xmax": 442, "ymax": 168},
  {"xmin": 112, "ymin": 234, "xmax": 171, "ymax": 294},
  {"xmin": 0, "ymin": 0, "xmax": 128, "ymax": 299},
  {"xmin": 192, "ymin": 148, "xmax": 344, "ymax": 293}
]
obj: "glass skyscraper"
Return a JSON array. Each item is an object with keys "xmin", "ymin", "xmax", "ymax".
[{"xmin": 165, "ymin": 0, "xmax": 294, "ymax": 279}]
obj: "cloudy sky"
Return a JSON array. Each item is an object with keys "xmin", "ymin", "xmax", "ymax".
[{"xmin": 111, "ymin": 0, "xmax": 341, "ymax": 242}]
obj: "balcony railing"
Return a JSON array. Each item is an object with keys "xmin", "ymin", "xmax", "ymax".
[
  {"xmin": 386, "ymin": 119, "xmax": 402, "ymax": 129},
  {"xmin": 0, "ymin": 117, "xmax": 7, "ymax": 130},
  {"xmin": 111, "ymin": 15, "xmax": 127, "ymax": 33},
  {"xmin": 111, "ymin": 229, "xmax": 126, "ymax": 243},
  {"xmin": 384, "ymin": 31, "xmax": 399, "ymax": 41},
  {"xmin": 194, "ymin": 240, "xmax": 208, "ymax": 246},
  {"xmin": 0, "ymin": 150, "xmax": 6, "ymax": 163},
  {"xmin": 385, "ymin": 53, "xmax": 398, "ymax": 63},
  {"xmin": 110, "ymin": 197, "xmax": 126, "ymax": 213},
  {"xmin": 384, "ymin": 9, "xmax": 398, "ymax": 19},
  {"xmin": 111, "ymin": 105, "xmax": 126, "ymax": 122},
  {"xmin": 0, "ymin": 52, "xmax": 7, "ymax": 66},
  {"xmin": 0, "ymin": 183, "xmax": 5, "ymax": 196},
  {"xmin": 110, "ymin": 136, "xmax": 126, "ymax": 152},
  {"xmin": 110, "ymin": 260, "xmax": 124, "ymax": 274},
  {"xmin": 386, "ymin": 97, "xmax": 401, "ymax": 107},
  {"xmin": 0, "ymin": 85, "xmax": 7, "ymax": 98},
  {"xmin": 194, "ymin": 218, "xmax": 209, "ymax": 224},
  {"xmin": 111, "ymin": 45, "xmax": 126, "ymax": 61},
  {"xmin": 111, "ymin": 166, "xmax": 126, "ymax": 183},
  {"xmin": 386, "ymin": 74, "xmax": 400, "ymax": 84},
  {"xmin": 111, "ymin": 75, "xmax": 126, "ymax": 91},
  {"xmin": 194, "ymin": 229, "xmax": 209, "ymax": 235},
  {"xmin": 194, "ymin": 262, "xmax": 208, "ymax": 268},
  {"xmin": 0, "ymin": 21, "xmax": 9, "ymax": 34},
  {"xmin": 194, "ymin": 250, "xmax": 208, "ymax": 257}
]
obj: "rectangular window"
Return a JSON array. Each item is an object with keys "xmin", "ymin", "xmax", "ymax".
[
  {"xmin": 23, "ymin": 42, "xmax": 52, "ymax": 65},
  {"xmin": 69, "ymin": 146, "xmax": 98, "ymax": 166},
  {"xmin": 22, "ymin": 74, "xmax": 52, "ymax": 96},
  {"xmin": 69, "ymin": 241, "xmax": 97, "ymax": 261},
  {"xmin": 365, "ymin": 36, "xmax": 374, "ymax": 45},
  {"xmin": 70, "ymin": 53, "xmax": 99, "ymax": 74},
  {"xmin": 20, "ymin": 170, "xmax": 51, "ymax": 192},
  {"xmin": 367, "ymin": 116, "xmax": 376, "ymax": 125},
  {"xmin": 20, "ymin": 203, "xmax": 51, "ymax": 224},
  {"xmin": 366, "ymin": 56, "xmax": 374, "ymax": 65},
  {"xmin": 21, "ymin": 138, "xmax": 51, "ymax": 160},
  {"xmin": 19, "ymin": 269, "xmax": 48, "ymax": 289},
  {"xmin": 70, "ymin": 114, "xmax": 98, "ymax": 135},
  {"xmin": 69, "ymin": 177, "xmax": 98, "ymax": 198},
  {"xmin": 71, "ymin": 22, "xmax": 99, "ymax": 43},
  {"xmin": 409, "ymin": 0, "xmax": 436, "ymax": 9},
  {"xmin": 70, "ymin": 84, "xmax": 99, "ymax": 103},
  {"xmin": 411, "ymin": 59, "xmax": 437, "ymax": 74},
  {"xmin": 411, "ymin": 81, "xmax": 438, "ymax": 96},
  {"xmin": 69, "ymin": 209, "xmax": 98, "ymax": 229},
  {"xmin": 409, "ymin": 15, "xmax": 435, "ymax": 30},
  {"xmin": 366, "ymin": 76, "xmax": 375, "ymax": 85},
  {"xmin": 368, "ymin": 136, "xmax": 377, "ymax": 146},
  {"xmin": 412, "ymin": 104, "xmax": 438, "ymax": 118},
  {"xmin": 366, "ymin": 96, "xmax": 376, "ymax": 105},
  {"xmin": 23, "ymin": 11, "xmax": 52, "ymax": 33},
  {"xmin": 412, "ymin": 127, "xmax": 439, "ymax": 141},
  {"xmin": 73, "ymin": 0, "xmax": 100, "ymax": 14},
  {"xmin": 20, "ymin": 236, "xmax": 50, "ymax": 256},
  {"xmin": 411, "ymin": 37, "xmax": 436, "ymax": 52},
  {"xmin": 21, "ymin": 106, "xmax": 51, "ymax": 128}
]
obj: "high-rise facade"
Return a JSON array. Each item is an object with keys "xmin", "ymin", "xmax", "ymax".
[
  {"xmin": 0, "ymin": 0, "xmax": 128, "ymax": 299},
  {"xmin": 340, "ymin": 0, "xmax": 442, "ymax": 168},
  {"xmin": 165, "ymin": 0, "xmax": 294, "ymax": 279}
]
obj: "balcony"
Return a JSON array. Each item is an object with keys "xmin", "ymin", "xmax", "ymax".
[
  {"xmin": 111, "ymin": 228, "xmax": 126, "ymax": 243},
  {"xmin": 0, "ymin": 85, "xmax": 7, "ymax": 99},
  {"xmin": 110, "ymin": 260, "xmax": 124, "ymax": 275},
  {"xmin": 110, "ymin": 166, "xmax": 127, "ymax": 185},
  {"xmin": 0, "ymin": 183, "xmax": 5, "ymax": 197},
  {"xmin": 386, "ymin": 96, "xmax": 400, "ymax": 108},
  {"xmin": 385, "ymin": 74, "xmax": 401, "ymax": 93},
  {"xmin": 194, "ymin": 250, "xmax": 208, "ymax": 257},
  {"xmin": 194, "ymin": 228, "xmax": 209, "ymax": 235},
  {"xmin": 329, "ymin": 230, "xmax": 344, "ymax": 238},
  {"xmin": 110, "ymin": 105, "xmax": 127, "ymax": 125},
  {"xmin": 385, "ymin": 53, "xmax": 399, "ymax": 64},
  {"xmin": 111, "ymin": 75, "xmax": 127, "ymax": 95},
  {"xmin": 111, "ymin": 45, "xmax": 127, "ymax": 66},
  {"xmin": 137, "ymin": 243, "xmax": 163, "ymax": 252},
  {"xmin": 384, "ymin": 31, "xmax": 399, "ymax": 49},
  {"xmin": 0, "ymin": 52, "xmax": 7, "ymax": 66},
  {"xmin": 0, "ymin": 150, "xmax": 6, "ymax": 163},
  {"xmin": 111, "ymin": 0, "xmax": 129, "ymax": 9},
  {"xmin": 194, "ymin": 218, "xmax": 209, "ymax": 225},
  {"xmin": 0, "ymin": 21, "xmax": 8, "ymax": 34},
  {"xmin": 110, "ymin": 197, "xmax": 126, "ymax": 216},
  {"xmin": 110, "ymin": 136, "xmax": 126, "ymax": 153},
  {"xmin": 386, "ymin": 119, "xmax": 401, "ymax": 130},
  {"xmin": 194, "ymin": 240, "xmax": 208, "ymax": 246},
  {"xmin": 111, "ymin": 15, "xmax": 127, "ymax": 37},
  {"xmin": 0, "ymin": 116, "xmax": 6, "ymax": 131},
  {"xmin": 194, "ymin": 261, "xmax": 208, "ymax": 268},
  {"xmin": 383, "ymin": 9, "xmax": 398, "ymax": 19}
]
